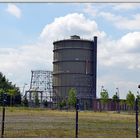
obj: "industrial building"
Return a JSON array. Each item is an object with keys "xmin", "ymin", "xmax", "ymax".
[{"xmin": 53, "ymin": 35, "xmax": 97, "ymax": 110}]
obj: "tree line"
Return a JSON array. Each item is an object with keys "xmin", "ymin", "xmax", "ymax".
[
  {"xmin": 0, "ymin": 72, "xmax": 21, "ymax": 106},
  {"xmin": 0, "ymin": 71, "xmax": 139, "ymax": 110},
  {"xmin": 58, "ymin": 88, "xmax": 139, "ymax": 111},
  {"xmin": 100, "ymin": 89, "xmax": 138, "ymax": 111}
]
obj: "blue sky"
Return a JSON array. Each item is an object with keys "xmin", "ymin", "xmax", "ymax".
[
  {"xmin": 0, "ymin": 4, "xmax": 79, "ymax": 47},
  {"xmin": 0, "ymin": 3, "xmax": 140, "ymax": 99}
]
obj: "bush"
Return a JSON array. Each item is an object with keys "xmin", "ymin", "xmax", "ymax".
[
  {"xmin": 43, "ymin": 100, "xmax": 48, "ymax": 107},
  {"xmin": 22, "ymin": 97, "xmax": 28, "ymax": 107}
]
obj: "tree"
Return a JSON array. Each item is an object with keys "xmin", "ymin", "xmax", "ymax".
[
  {"xmin": 126, "ymin": 91, "xmax": 135, "ymax": 112},
  {"xmin": 112, "ymin": 92, "xmax": 120, "ymax": 113},
  {"xmin": 136, "ymin": 92, "xmax": 140, "ymax": 110},
  {"xmin": 58, "ymin": 99, "xmax": 66, "ymax": 110},
  {"xmin": 22, "ymin": 97, "xmax": 29, "ymax": 107},
  {"xmin": 13, "ymin": 87, "xmax": 21, "ymax": 105},
  {"xmin": 68, "ymin": 88, "xmax": 76, "ymax": 109},
  {"xmin": 100, "ymin": 89, "xmax": 109, "ymax": 111},
  {"xmin": 0, "ymin": 89, "xmax": 4, "ymax": 105},
  {"xmin": 120, "ymin": 99, "xmax": 126, "ymax": 111},
  {"xmin": 7, "ymin": 89, "xmax": 16, "ymax": 106},
  {"xmin": 0, "ymin": 72, "xmax": 21, "ymax": 106}
]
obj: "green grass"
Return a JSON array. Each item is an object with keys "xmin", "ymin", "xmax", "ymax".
[{"xmin": 0, "ymin": 107, "xmax": 137, "ymax": 138}]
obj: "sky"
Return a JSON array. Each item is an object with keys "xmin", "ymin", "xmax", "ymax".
[{"xmin": 0, "ymin": 3, "xmax": 140, "ymax": 99}]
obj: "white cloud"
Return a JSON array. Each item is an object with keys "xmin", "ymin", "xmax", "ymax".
[
  {"xmin": 40, "ymin": 13, "xmax": 106, "ymax": 41},
  {"xmin": 83, "ymin": 4, "xmax": 140, "ymax": 30},
  {"xmin": 83, "ymin": 4, "xmax": 97, "ymax": 17},
  {"xmin": 99, "ymin": 12, "xmax": 140, "ymax": 30},
  {"xmin": 118, "ymin": 32, "xmax": 140, "ymax": 52},
  {"xmin": 6, "ymin": 4, "xmax": 21, "ymax": 18},
  {"xmin": 113, "ymin": 3, "xmax": 140, "ymax": 10},
  {"xmin": 97, "ymin": 31, "xmax": 140, "ymax": 75}
]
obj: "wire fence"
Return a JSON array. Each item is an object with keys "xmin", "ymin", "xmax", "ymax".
[{"xmin": 0, "ymin": 107, "xmax": 138, "ymax": 138}]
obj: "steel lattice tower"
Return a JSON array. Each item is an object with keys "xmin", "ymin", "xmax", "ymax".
[{"xmin": 27, "ymin": 70, "xmax": 52, "ymax": 102}]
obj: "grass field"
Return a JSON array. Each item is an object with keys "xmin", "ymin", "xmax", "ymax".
[{"xmin": 0, "ymin": 107, "xmax": 137, "ymax": 138}]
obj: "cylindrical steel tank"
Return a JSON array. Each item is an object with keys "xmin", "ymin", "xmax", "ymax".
[{"xmin": 53, "ymin": 35, "xmax": 97, "ymax": 109}]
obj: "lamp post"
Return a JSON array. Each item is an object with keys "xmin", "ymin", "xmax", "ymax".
[
  {"xmin": 101, "ymin": 85, "xmax": 104, "ymax": 93},
  {"xmin": 116, "ymin": 88, "xmax": 120, "ymax": 113},
  {"xmin": 116, "ymin": 88, "xmax": 119, "ymax": 97},
  {"xmin": 99, "ymin": 86, "xmax": 104, "ymax": 112},
  {"xmin": 22, "ymin": 83, "xmax": 28, "ymax": 96}
]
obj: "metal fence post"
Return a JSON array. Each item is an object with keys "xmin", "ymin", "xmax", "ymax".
[
  {"xmin": 1, "ymin": 106, "xmax": 5, "ymax": 138},
  {"xmin": 75, "ymin": 98, "xmax": 79, "ymax": 138},
  {"xmin": 136, "ymin": 98, "xmax": 138, "ymax": 138},
  {"xmin": 1, "ymin": 93, "xmax": 6, "ymax": 138}
]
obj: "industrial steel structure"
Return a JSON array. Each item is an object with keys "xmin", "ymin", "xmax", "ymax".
[
  {"xmin": 25, "ymin": 70, "xmax": 52, "ymax": 106},
  {"xmin": 53, "ymin": 35, "xmax": 97, "ymax": 109}
]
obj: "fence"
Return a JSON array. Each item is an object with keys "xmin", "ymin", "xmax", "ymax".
[{"xmin": 0, "ymin": 107, "xmax": 137, "ymax": 138}]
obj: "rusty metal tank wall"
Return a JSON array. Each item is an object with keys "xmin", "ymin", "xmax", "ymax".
[{"xmin": 53, "ymin": 36, "xmax": 97, "ymax": 108}]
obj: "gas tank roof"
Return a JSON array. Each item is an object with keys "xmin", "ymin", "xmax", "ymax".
[{"xmin": 70, "ymin": 35, "xmax": 80, "ymax": 39}]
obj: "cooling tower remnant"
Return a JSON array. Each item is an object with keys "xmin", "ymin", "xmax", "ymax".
[{"xmin": 53, "ymin": 35, "xmax": 97, "ymax": 110}]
